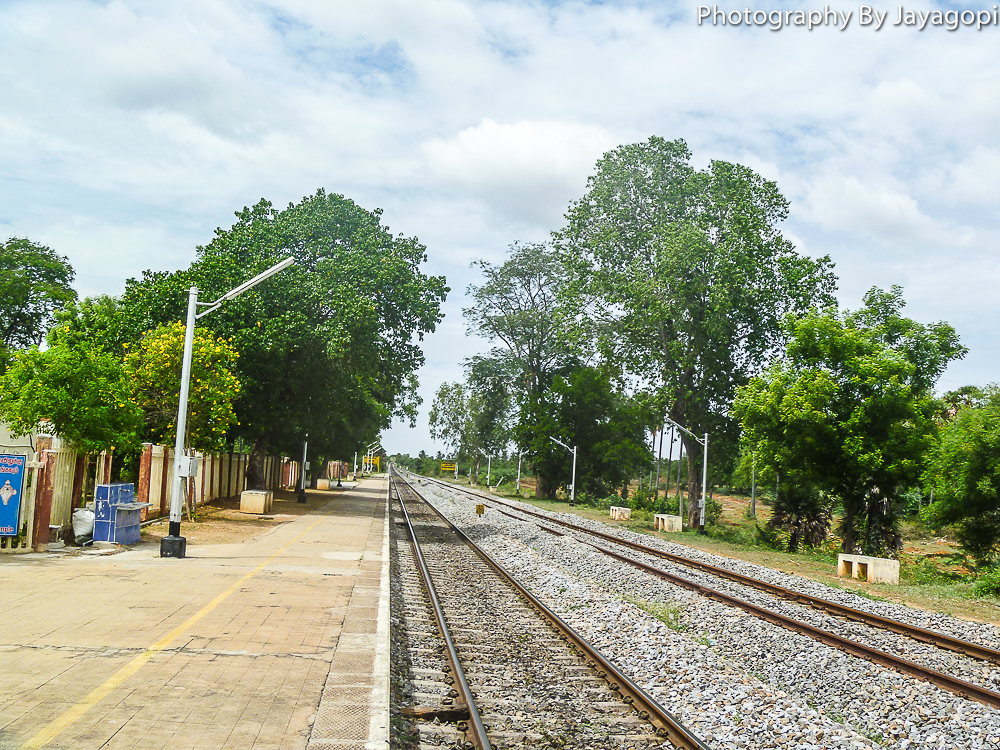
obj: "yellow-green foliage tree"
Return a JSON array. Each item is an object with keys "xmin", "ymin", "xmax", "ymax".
[{"xmin": 126, "ymin": 322, "xmax": 241, "ymax": 452}]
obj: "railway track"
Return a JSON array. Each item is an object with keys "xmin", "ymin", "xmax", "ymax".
[
  {"xmin": 415, "ymin": 474, "xmax": 1000, "ymax": 710},
  {"xmin": 389, "ymin": 471, "xmax": 711, "ymax": 750}
]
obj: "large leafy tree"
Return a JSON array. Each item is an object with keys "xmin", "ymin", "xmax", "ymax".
[
  {"xmin": 115, "ymin": 190, "xmax": 447, "ymax": 485},
  {"xmin": 734, "ymin": 287, "xmax": 965, "ymax": 557},
  {"xmin": 462, "ymin": 242, "xmax": 582, "ymax": 494},
  {"xmin": 0, "ymin": 238, "xmax": 76, "ymax": 366},
  {"xmin": 518, "ymin": 366, "xmax": 652, "ymax": 499},
  {"xmin": 923, "ymin": 386, "xmax": 1000, "ymax": 567},
  {"xmin": 0, "ymin": 343, "xmax": 141, "ymax": 455},
  {"xmin": 558, "ymin": 137, "xmax": 837, "ymax": 525},
  {"xmin": 47, "ymin": 295, "xmax": 128, "ymax": 354}
]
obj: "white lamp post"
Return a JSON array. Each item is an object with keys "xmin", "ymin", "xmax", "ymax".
[
  {"xmin": 476, "ymin": 447, "xmax": 491, "ymax": 487},
  {"xmin": 161, "ymin": 257, "xmax": 295, "ymax": 558},
  {"xmin": 297, "ymin": 434, "xmax": 309, "ymax": 502},
  {"xmin": 662, "ymin": 416, "xmax": 709, "ymax": 535},
  {"xmin": 548, "ymin": 436, "xmax": 577, "ymax": 506}
]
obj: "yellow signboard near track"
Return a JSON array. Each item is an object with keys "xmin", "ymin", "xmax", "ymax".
[{"xmin": 441, "ymin": 461, "xmax": 456, "ymax": 472}]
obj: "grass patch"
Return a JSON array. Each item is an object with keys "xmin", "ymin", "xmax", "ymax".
[{"xmin": 623, "ymin": 594, "xmax": 688, "ymax": 631}]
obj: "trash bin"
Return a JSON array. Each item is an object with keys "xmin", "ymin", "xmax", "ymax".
[{"xmin": 93, "ymin": 484, "xmax": 151, "ymax": 545}]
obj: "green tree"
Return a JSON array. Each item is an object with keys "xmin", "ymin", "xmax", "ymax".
[
  {"xmin": 428, "ymin": 372, "xmax": 511, "ymax": 481},
  {"xmin": 0, "ymin": 343, "xmax": 140, "ymax": 454},
  {"xmin": 116, "ymin": 190, "xmax": 447, "ymax": 486},
  {"xmin": 125, "ymin": 322, "xmax": 242, "ymax": 452},
  {"xmin": 734, "ymin": 287, "xmax": 966, "ymax": 557},
  {"xmin": 767, "ymin": 482, "xmax": 834, "ymax": 553},
  {"xmin": 47, "ymin": 295, "xmax": 127, "ymax": 354},
  {"xmin": 0, "ymin": 238, "xmax": 76, "ymax": 365},
  {"xmin": 464, "ymin": 242, "xmax": 575, "ymax": 398},
  {"xmin": 518, "ymin": 366, "xmax": 652, "ymax": 499},
  {"xmin": 463, "ymin": 242, "xmax": 585, "ymax": 495},
  {"xmin": 558, "ymin": 137, "xmax": 836, "ymax": 526},
  {"xmin": 429, "ymin": 381, "xmax": 474, "ymax": 457},
  {"xmin": 923, "ymin": 385, "xmax": 1000, "ymax": 567}
]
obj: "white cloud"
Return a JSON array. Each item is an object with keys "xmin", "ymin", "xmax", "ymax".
[
  {"xmin": 937, "ymin": 146, "xmax": 1000, "ymax": 207},
  {"xmin": 423, "ymin": 118, "xmax": 616, "ymax": 226},
  {"xmin": 798, "ymin": 174, "xmax": 976, "ymax": 249}
]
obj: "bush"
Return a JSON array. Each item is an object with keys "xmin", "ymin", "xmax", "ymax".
[
  {"xmin": 767, "ymin": 483, "xmax": 833, "ymax": 553},
  {"xmin": 973, "ymin": 568, "xmax": 1000, "ymax": 598},
  {"xmin": 754, "ymin": 523, "xmax": 785, "ymax": 550},
  {"xmin": 902, "ymin": 558, "xmax": 959, "ymax": 586}
]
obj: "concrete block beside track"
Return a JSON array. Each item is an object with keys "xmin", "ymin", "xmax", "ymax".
[
  {"xmin": 838, "ymin": 553, "xmax": 899, "ymax": 584},
  {"xmin": 654, "ymin": 513, "xmax": 682, "ymax": 532}
]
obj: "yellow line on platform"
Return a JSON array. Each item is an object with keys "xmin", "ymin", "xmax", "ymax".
[{"xmin": 22, "ymin": 519, "xmax": 322, "ymax": 749}]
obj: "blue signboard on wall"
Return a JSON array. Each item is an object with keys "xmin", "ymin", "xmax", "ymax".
[{"xmin": 0, "ymin": 454, "xmax": 27, "ymax": 536}]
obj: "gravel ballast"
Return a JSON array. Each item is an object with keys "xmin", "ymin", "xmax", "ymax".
[{"xmin": 410, "ymin": 475, "xmax": 1000, "ymax": 750}]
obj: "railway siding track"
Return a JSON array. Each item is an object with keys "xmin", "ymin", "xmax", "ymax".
[
  {"xmin": 415, "ymin": 476, "xmax": 1000, "ymax": 708},
  {"xmin": 390, "ymin": 472, "xmax": 712, "ymax": 750}
]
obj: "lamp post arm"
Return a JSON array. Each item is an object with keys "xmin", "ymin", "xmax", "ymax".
[
  {"xmin": 663, "ymin": 415, "xmax": 703, "ymax": 444},
  {"xmin": 548, "ymin": 435, "xmax": 570, "ymax": 451}
]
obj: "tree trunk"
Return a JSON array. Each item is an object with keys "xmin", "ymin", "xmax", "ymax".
[
  {"xmin": 788, "ymin": 522, "xmax": 801, "ymax": 553},
  {"xmin": 536, "ymin": 472, "xmax": 558, "ymax": 499},
  {"xmin": 247, "ymin": 438, "xmax": 269, "ymax": 490},
  {"xmin": 841, "ymin": 496, "xmax": 858, "ymax": 554}
]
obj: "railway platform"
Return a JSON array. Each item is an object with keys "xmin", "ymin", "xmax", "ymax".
[{"xmin": 0, "ymin": 476, "xmax": 390, "ymax": 750}]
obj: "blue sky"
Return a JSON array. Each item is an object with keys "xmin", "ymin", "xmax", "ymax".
[{"xmin": 1, "ymin": 0, "xmax": 998, "ymax": 455}]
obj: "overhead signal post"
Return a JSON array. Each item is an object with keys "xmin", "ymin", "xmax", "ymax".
[
  {"xmin": 548, "ymin": 436, "xmax": 577, "ymax": 506},
  {"xmin": 161, "ymin": 256, "xmax": 295, "ymax": 559},
  {"xmin": 662, "ymin": 416, "xmax": 709, "ymax": 535}
]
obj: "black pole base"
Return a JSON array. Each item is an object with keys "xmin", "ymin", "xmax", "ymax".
[
  {"xmin": 160, "ymin": 534, "xmax": 186, "ymax": 558},
  {"xmin": 297, "ymin": 488, "xmax": 307, "ymax": 503},
  {"xmin": 698, "ymin": 525, "xmax": 707, "ymax": 535}
]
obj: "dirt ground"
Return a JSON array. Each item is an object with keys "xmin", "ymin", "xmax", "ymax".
[{"xmin": 140, "ymin": 487, "xmax": 345, "ymax": 546}]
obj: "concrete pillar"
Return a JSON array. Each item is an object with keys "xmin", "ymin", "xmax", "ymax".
[
  {"xmin": 160, "ymin": 447, "xmax": 170, "ymax": 517},
  {"xmin": 71, "ymin": 453, "xmax": 86, "ymax": 509},
  {"xmin": 138, "ymin": 444, "xmax": 153, "ymax": 521},
  {"xmin": 33, "ymin": 451, "xmax": 57, "ymax": 552}
]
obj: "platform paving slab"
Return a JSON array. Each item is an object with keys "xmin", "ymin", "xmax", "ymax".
[{"xmin": 0, "ymin": 477, "xmax": 390, "ymax": 750}]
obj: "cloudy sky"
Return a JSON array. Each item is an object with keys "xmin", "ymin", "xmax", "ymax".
[{"xmin": 2, "ymin": 0, "xmax": 998, "ymax": 456}]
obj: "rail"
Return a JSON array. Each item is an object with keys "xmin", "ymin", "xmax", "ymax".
[
  {"xmin": 392, "ymin": 477, "xmax": 492, "ymax": 750},
  {"xmin": 394, "ymin": 472, "xmax": 712, "ymax": 750}
]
